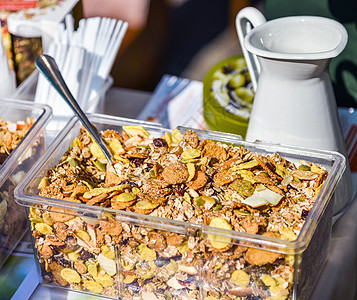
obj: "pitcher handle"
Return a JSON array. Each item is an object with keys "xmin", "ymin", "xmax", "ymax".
[{"xmin": 236, "ymin": 7, "xmax": 266, "ymax": 92}]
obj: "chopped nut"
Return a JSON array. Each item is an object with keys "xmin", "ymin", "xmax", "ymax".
[
  {"xmin": 213, "ymin": 169, "xmax": 238, "ymax": 186},
  {"xmin": 38, "ymin": 243, "xmax": 53, "ymax": 259},
  {"xmin": 148, "ymin": 231, "xmax": 167, "ymax": 252}
]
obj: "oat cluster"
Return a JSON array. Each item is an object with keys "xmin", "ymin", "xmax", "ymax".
[{"xmin": 31, "ymin": 126, "xmax": 328, "ymax": 299}]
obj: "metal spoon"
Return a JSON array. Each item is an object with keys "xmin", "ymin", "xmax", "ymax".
[{"xmin": 36, "ymin": 54, "xmax": 113, "ymax": 164}]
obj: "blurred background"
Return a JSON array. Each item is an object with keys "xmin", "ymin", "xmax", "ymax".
[
  {"xmin": 78, "ymin": 0, "xmax": 356, "ymax": 107},
  {"xmin": 1, "ymin": 0, "xmax": 355, "ymax": 106},
  {"xmin": 79, "ymin": 0, "xmax": 257, "ymax": 91}
]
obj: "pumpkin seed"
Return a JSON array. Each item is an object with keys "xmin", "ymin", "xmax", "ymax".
[
  {"xmin": 93, "ymin": 160, "xmax": 106, "ymax": 172},
  {"xmin": 232, "ymin": 160, "xmax": 259, "ymax": 170},
  {"xmin": 164, "ymin": 132, "xmax": 172, "ymax": 146},
  {"xmin": 113, "ymin": 192, "xmax": 136, "ymax": 202},
  {"xmin": 230, "ymin": 179, "xmax": 254, "ymax": 197},
  {"xmin": 71, "ymin": 137, "xmax": 81, "ymax": 149},
  {"xmin": 299, "ymin": 164, "xmax": 310, "ymax": 171},
  {"xmin": 186, "ymin": 162, "xmax": 196, "ymax": 182},
  {"xmin": 67, "ymin": 157, "xmax": 78, "ymax": 167}
]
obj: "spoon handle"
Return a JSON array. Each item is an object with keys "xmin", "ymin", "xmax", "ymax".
[{"xmin": 36, "ymin": 54, "xmax": 113, "ymax": 164}]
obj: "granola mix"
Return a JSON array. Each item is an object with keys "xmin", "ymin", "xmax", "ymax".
[
  {"xmin": 0, "ymin": 117, "xmax": 35, "ymax": 166},
  {"xmin": 0, "ymin": 117, "xmax": 35, "ymax": 263},
  {"xmin": 31, "ymin": 126, "xmax": 328, "ymax": 299}
]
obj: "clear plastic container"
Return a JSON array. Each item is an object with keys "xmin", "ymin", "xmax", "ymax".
[
  {"xmin": 0, "ymin": 98, "xmax": 52, "ymax": 269},
  {"xmin": 14, "ymin": 114, "xmax": 345, "ymax": 299}
]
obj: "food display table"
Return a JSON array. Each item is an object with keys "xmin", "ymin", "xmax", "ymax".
[{"xmin": 3, "ymin": 86, "xmax": 357, "ymax": 300}]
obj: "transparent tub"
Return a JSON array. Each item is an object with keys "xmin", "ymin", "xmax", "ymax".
[
  {"xmin": 14, "ymin": 113, "xmax": 345, "ymax": 299},
  {"xmin": 0, "ymin": 98, "xmax": 52, "ymax": 268}
]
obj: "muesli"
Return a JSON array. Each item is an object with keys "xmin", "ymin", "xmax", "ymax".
[
  {"xmin": 31, "ymin": 126, "xmax": 328, "ymax": 299},
  {"xmin": 0, "ymin": 117, "xmax": 35, "ymax": 261},
  {"xmin": 0, "ymin": 117, "xmax": 35, "ymax": 167}
]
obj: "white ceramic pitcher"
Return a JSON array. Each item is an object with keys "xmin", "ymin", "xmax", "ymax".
[{"xmin": 236, "ymin": 7, "xmax": 352, "ymax": 216}]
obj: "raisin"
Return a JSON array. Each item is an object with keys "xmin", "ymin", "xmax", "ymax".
[
  {"xmin": 154, "ymin": 257, "xmax": 170, "ymax": 267},
  {"xmin": 57, "ymin": 257, "xmax": 71, "ymax": 268},
  {"xmin": 132, "ymin": 158, "xmax": 143, "ymax": 167},
  {"xmin": 128, "ymin": 283, "xmax": 140, "ymax": 293},
  {"xmin": 145, "ymin": 163, "xmax": 153, "ymax": 172},
  {"xmin": 120, "ymin": 238, "xmax": 129, "ymax": 246},
  {"xmin": 119, "ymin": 180, "xmax": 138, "ymax": 187},
  {"xmin": 153, "ymin": 138, "xmax": 167, "ymax": 147},
  {"xmin": 78, "ymin": 250, "xmax": 94, "ymax": 260},
  {"xmin": 301, "ymin": 209, "xmax": 310, "ymax": 218}
]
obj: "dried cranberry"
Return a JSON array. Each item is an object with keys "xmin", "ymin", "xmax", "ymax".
[
  {"xmin": 132, "ymin": 158, "xmax": 143, "ymax": 167},
  {"xmin": 153, "ymin": 138, "xmax": 167, "ymax": 147},
  {"xmin": 301, "ymin": 209, "xmax": 310, "ymax": 218}
]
